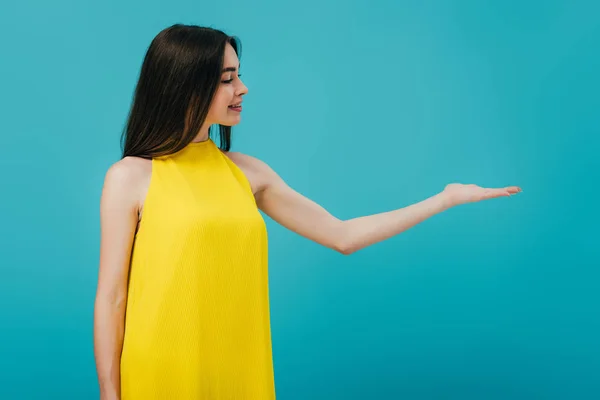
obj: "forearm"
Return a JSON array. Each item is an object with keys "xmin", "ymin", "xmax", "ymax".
[
  {"xmin": 340, "ymin": 192, "xmax": 451, "ymax": 254},
  {"xmin": 94, "ymin": 298, "xmax": 126, "ymax": 400}
]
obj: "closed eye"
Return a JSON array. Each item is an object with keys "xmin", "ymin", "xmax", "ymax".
[{"xmin": 222, "ymin": 74, "xmax": 242, "ymax": 84}]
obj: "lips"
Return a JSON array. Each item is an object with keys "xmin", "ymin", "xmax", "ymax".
[{"xmin": 228, "ymin": 102, "xmax": 242, "ymax": 108}]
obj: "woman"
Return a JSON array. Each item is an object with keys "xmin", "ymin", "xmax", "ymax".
[{"xmin": 93, "ymin": 24, "xmax": 521, "ymax": 400}]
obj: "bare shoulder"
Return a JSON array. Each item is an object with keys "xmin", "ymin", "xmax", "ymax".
[
  {"xmin": 223, "ymin": 151, "xmax": 278, "ymax": 195},
  {"xmin": 102, "ymin": 156, "xmax": 152, "ymax": 216},
  {"xmin": 104, "ymin": 156, "xmax": 151, "ymax": 190},
  {"xmin": 224, "ymin": 151, "xmax": 266, "ymax": 170}
]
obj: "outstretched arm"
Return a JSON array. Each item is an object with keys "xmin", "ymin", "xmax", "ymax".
[
  {"xmin": 334, "ymin": 183, "xmax": 520, "ymax": 254},
  {"xmin": 236, "ymin": 153, "xmax": 521, "ymax": 255}
]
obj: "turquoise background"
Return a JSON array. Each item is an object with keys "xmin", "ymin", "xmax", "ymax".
[{"xmin": 1, "ymin": 0, "xmax": 598, "ymax": 398}]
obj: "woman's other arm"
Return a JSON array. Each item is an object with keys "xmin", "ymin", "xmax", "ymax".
[{"xmin": 94, "ymin": 158, "xmax": 143, "ymax": 400}]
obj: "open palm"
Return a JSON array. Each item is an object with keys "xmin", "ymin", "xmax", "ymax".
[{"xmin": 443, "ymin": 183, "xmax": 522, "ymax": 207}]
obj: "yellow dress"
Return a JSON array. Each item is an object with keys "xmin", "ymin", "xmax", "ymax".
[{"xmin": 120, "ymin": 138, "xmax": 276, "ymax": 399}]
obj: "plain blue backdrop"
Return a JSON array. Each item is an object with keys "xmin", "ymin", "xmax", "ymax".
[{"xmin": 1, "ymin": 0, "xmax": 598, "ymax": 399}]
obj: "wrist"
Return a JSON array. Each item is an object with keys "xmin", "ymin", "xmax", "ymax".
[{"xmin": 434, "ymin": 191, "xmax": 455, "ymax": 211}]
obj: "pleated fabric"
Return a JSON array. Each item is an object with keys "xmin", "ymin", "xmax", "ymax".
[{"xmin": 120, "ymin": 138, "xmax": 276, "ymax": 399}]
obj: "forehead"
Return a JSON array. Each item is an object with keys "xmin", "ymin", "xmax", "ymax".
[{"xmin": 223, "ymin": 43, "xmax": 239, "ymax": 67}]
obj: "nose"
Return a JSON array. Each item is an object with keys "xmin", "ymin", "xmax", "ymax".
[{"xmin": 236, "ymin": 78, "xmax": 248, "ymax": 96}]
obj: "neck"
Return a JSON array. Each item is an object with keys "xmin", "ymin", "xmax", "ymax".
[{"xmin": 192, "ymin": 125, "xmax": 211, "ymax": 143}]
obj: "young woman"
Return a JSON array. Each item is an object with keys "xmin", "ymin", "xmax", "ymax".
[{"xmin": 93, "ymin": 24, "xmax": 521, "ymax": 400}]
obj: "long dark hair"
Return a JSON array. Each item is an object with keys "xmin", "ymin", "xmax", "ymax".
[{"xmin": 120, "ymin": 24, "xmax": 241, "ymax": 159}]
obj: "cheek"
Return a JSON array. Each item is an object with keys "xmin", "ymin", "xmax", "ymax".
[
  {"xmin": 206, "ymin": 96, "xmax": 224, "ymax": 118},
  {"xmin": 210, "ymin": 89, "xmax": 233, "ymax": 112}
]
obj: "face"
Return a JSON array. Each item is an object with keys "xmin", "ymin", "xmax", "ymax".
[{"xmin": 205, "ymin": 43, "xmax": 248, "ymax": 127}]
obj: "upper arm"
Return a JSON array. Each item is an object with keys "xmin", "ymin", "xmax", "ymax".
[
  {"xmin": 96, "ymin": 158, "xmax": 142, "ymax": 306},
  {"xmin": 230, "ymin": 153, "xmax": 346, "ymax": 253}
]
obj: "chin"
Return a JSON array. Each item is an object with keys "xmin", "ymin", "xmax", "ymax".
[{"xmin": 222, "ymin": 117, "xmax": 242, "ymax": 127}]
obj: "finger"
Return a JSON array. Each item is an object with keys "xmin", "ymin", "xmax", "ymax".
[
  {"xmin": 505, "ymin": 186, "xmax": 522, "ymax": 193},
  {"xmin": 482, "ymin": 189, "xmax": 510, "ymax": 199},
  {"xmin": 484, "ymin": 186, "xmax": 520, "ymax": 196}
]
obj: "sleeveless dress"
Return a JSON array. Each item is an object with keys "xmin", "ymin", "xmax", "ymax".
[{"xmin": 120, "ymin": 138, "xmax": 276, "ymax": 399}]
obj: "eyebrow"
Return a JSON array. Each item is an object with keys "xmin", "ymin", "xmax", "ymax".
[{"xmin": 221, "ymin": 64, "xmax": 241, "ymax": 73}]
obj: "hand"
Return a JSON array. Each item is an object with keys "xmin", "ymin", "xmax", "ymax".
[{"xmin": 442, "ymin": 183, "xmax": 522, "ymax": 208}]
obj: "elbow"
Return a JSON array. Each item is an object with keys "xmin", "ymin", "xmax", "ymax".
[
  {"xmin": 335, "ymin": 239, "xmax": 357, "ymax": 255},
  {"xmin": 334, "ymin": 222, "xmax": 355, "ymax": 255},
  {"xmin": 336, "ymin": 244, "xmax": 354, "ymax": 255},
  {"xmin": 95, "ymin": 287, "xmax": 128, "ymax": 312}
]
